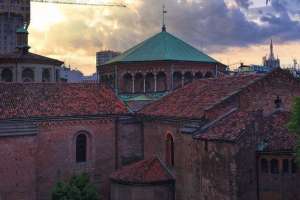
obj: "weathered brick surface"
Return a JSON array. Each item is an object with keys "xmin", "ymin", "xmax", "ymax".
[
  {"xmin": 117, "ymin": 119, "xmax": 143, "ymax": 167},
  {"xmin": 140, "ymin": 70, "xmax": 300, "ymax": 200},
  {"xmin": 258, "ymin": 154, "xmax": 300, "ymax": 200},
  {"xmin": 35, "ymin": 118, "xmax": 116, "ymax": 200},
  {"xmin": 110, "ymin": 182, "xmax": 174, "ymax": 200},
  {"xmin": 0, "ymin": 136, "xmax": 37, "ymax": 200}
]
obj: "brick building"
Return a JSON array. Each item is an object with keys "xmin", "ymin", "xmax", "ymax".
[
  {"xmin": 98, "ymin": 28, "xmax": 227, "ymax": 110},
  {"xmin": 0, "ymin": 83, "xmax": 128, "ymax": 200},
  {"xmin": 110, "ymin": 68, "xmax": 300, "ymax": 200},
  {"xmin": 0, "ymin": 26, "xmax": 64, "ymax": 83},
  {"xmin": 0, "ymin": 68, "xmax": 299, "ymax": 200}
]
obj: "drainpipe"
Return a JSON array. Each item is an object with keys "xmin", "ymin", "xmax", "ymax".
[{"xmin": 256, "ymin": 154, "xmax": 260, "ymax": 200}]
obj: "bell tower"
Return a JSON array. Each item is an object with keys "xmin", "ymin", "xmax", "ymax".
[{"xmin": 16, "ymin": 23, "xmax": 30, "ymax": 54}]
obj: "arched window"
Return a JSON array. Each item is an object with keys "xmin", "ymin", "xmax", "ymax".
[
  {"xmin": 195, "ymin": 72, "xmax": 203, "ymax": 80},
  {"xmin": 157, "ymin": 72, "xmax": 167, "ymax": 92},
  {"xmin": 145, "ymin": 73, "xmax": 155, "ymax": 93},
  {"xmin": 173, "ymin": 71, "xmax": 182, "ymax": 89},
  {"xmin": 42, "ymin": 68, "xmax": 51, "ymax": 82},
  {"xmin": 292, "ymin": 159, "xmax": 297, "ymax": 174},
  {"xmin": 1, "ymin": 68, "xmax": 13, "ymax": 82},
  {"xmin": 204, "ymin": 71, "xmax": 213, "ymax": 78},
  {"xmin": 22, "ymin": 68, "xmax": 34, "ymax": 82},
  {"xmin": 166, "ymin": 134, "xmax": 174, "ymax": 167},
  {"xmin": 123, "ymin": 73, "xmax": 133, "ymax": 93},
  {"xmin": 283, "ymin": 159, "xmax": 289, "ymax": 173},
  {"xmin": 184, "ymin": 72, "xmax": 193, "ymax": 85},
  {"xmin": 134, "ymin": 73, "xmax": 144, "ymax": 93},
  {"xmin": 261, "ymin": 159, "xmax": 268, "ymax": 173},
  {"xmin": 270, "ymin": 159, "xmax": 279, "ymax": 174},
  {"xmin": 76, "ymin": 134, "xmax": 87, "ymax": 163}
]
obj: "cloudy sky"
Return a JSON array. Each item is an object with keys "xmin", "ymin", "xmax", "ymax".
[{"xmin": 28, "ymin": 0, "xmax": 300, "ymax": 75}]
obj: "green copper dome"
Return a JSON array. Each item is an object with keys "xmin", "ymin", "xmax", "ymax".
[{"xmin": 105, "ymin": 31, "xmax": 218, "ymax": 65}]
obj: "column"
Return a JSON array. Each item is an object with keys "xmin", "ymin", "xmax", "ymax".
[
  {"xmin": 132, "ymin": 75, "xmax": 135, "ymax": 94},
  {"xmin": 154, "ymin": 74, "xmax": 157, "ymax": 92},
  {"xmin": 143, "ymin": 77, "xmax": 146, "ymax": 93},
  {"xmin": 181, "ymin": 75, "xmax": 184, "ymax": 87}
]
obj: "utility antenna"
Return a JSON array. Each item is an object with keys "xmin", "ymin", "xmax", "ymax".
[{"xmin": 162, "ymin": 5, "xmax": 167, "ymax": 32}]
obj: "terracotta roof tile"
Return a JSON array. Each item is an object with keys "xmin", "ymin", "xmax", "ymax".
[
  {"xmin": 194, "ymin": 111, "xmax": 254, "ymax": 142},
  {"xmin": 110, "ymin": 156, "xmax": 174, "ymax": 184},
  {"xmin": 0, "ymin": 83, "xmax": 127, "ymax": 120},
  {"xmin": 140, "ymin": 74, "xmax": 264, "ymax": 119},
  {"xmin": 263, "ymin": 111, "xmax": 297, "ymax": 152}
]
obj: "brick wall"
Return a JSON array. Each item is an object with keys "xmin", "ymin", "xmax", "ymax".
[
  {"xmin": 117, "ymin": 117, "xmax": 143, "ymax": 168},
  {"xmin": 110, "ymin": 182, "xmax": 175, "ymax": 200},
  {"xmin": 0, "ymin": 136, "xmax": 37, "ymax": 200},
  {"xmin": 35, "ymin": 118, "xmax": 116, "ymax": 200}
]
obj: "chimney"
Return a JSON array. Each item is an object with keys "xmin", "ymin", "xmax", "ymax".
[{"xmin": 16, "ymin": 23, "xmax": 30, "ymax": 54}]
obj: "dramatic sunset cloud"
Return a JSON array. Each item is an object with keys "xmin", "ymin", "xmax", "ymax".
[{"xmin": 28, "ymin": 0, "xmax": 300, "ymax": 75}]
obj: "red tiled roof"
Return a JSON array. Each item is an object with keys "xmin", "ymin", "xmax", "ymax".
[
  {"xmin": 194, "ymin": 111, "xmax": 255, "ymax": 142},
  {"xmin": 110, "ymin": 157, "xmax": 174, "ymax": 184},
  {"xmin": 0, "ymin": 83, "xmax": 128, "ymax": 120},
  {"xmin": 0, "ymin": 51, "xmax": 63, "ymax": 65},
  {"xmin": 263, "ymin": 111, "xmax": 297, "ymax": 152},
  {"xmin": 140, "ymin": 74, "xmax": 263, "ymax": 119}
]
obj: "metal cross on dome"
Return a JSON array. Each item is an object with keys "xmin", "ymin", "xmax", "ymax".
[{"xmin": 162, "ymin": 5, "xmax": 167, "ymax": 32}]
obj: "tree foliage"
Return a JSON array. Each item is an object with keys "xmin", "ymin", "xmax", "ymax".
[
  {"xmin": 288, "ymin": 97, "xmax": 300, "ymax": 164},
  {"xmin": 52, "ymin": 173, "xmax": 99, "ymax": 200}
]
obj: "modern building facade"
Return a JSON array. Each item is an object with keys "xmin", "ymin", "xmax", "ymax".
[
  {"xmin": 96, "ymin": 50, "xmax": 120, "ymax": 67},
  {"xmin": 0, "ymin": 0, "xmax": 30, "ymax": 54}
]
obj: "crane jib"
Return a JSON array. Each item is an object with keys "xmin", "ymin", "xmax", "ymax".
[{"xmin": 30, "ymin": 0, "xmax": 127, "ymax": 7}]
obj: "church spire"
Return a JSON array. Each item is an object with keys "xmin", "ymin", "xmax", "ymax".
[
  {"xmin": 269, "ymin": 39, "xmax": 274, "ymax": 59},
  {"xmin": 162, "ymin": 5, "xmax": 167, "ymax": 32}
]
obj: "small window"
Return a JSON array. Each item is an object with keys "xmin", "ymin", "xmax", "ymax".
[
  {"xmin": 76, "ymin": 134, "xmax": 87, "ymax": 163},
  {"xmin": 283, "ymin": 159, "xmax": 289, "ymax": 174},
  {"xmin": 22, "ymin": 68, "xmax": 34, "ymax": 82},
  {"xmin": 166, "ymin": 134, "xmax": 174, "ymax": 167},
  {"xmin": 271, "ymin": 159, "xmax": 279, "ymax": 174},
  {"xmin": 261, "ymin": 159, "xmax": 268, "ymax": 173},
  {"xmin": 1, "ymin": 68, "xmax": 13, "ymax": 82},
  {"xmin": 292, "ymin": 159, "xmax": 298, "ymax": 174},
  {"xmin": 42, "ymin": 68, "xmax": 51, "ymax": 82}
]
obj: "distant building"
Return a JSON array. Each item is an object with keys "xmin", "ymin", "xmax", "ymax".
[
  {"xmin": 0, "ymin": 0, "xmax": 30, "ymax": 54},
  {"xmin": 60, "ymin": 66, "xmax": 97, "ymax": 83},
  {"xmin": 0, "ymin": 26, "xmax": 64, "ymax": 83},
  {"xmin": 96, "ymin": 50, "xmax": 120, "ymax": 67},
  {"xmin": 263, "ymin": 40, "xmax": 280, "ymax": 69},
  {"xmin": 237, "ymin": 63, "xmax": 272, "ymax": 74},
  {"xmin": 236, "ymin": 40, "xmax": 281, "ymax": 75}
]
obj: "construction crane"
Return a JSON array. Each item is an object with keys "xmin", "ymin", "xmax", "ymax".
[{"xmin": 31, "ymin": 0, "xmax": 126, "ymax": 7}]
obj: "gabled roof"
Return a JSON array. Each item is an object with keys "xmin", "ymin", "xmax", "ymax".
[
  {"xmin": 105, "ymin": 31, "xmax": 218, "ymax": 65},
  {"xmin": 262, "ymin": 111, "xmax": 297, "ymax": 152},
  {"xmin": 140, "ymin": 74, "xmax": 263, "ymax": 119},
  {"xmin": 110, "ymin": 156, "xmax": 174, "ymax": 184},
  {"xmin": 194, "ymin": 110, "xmax": 255, "ymax": 142},
  {"xmin": 0, "ymin": 83, "xmax": 128, "ymax": 120}
]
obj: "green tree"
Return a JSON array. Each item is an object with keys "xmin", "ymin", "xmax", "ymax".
[
  {"xmin": 52, "ymin": 173, "xmax": 99, "ymax": 200},
  {"xmin": 288, "ymin": 97, "xmax": 300, "ymax": 164}
]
